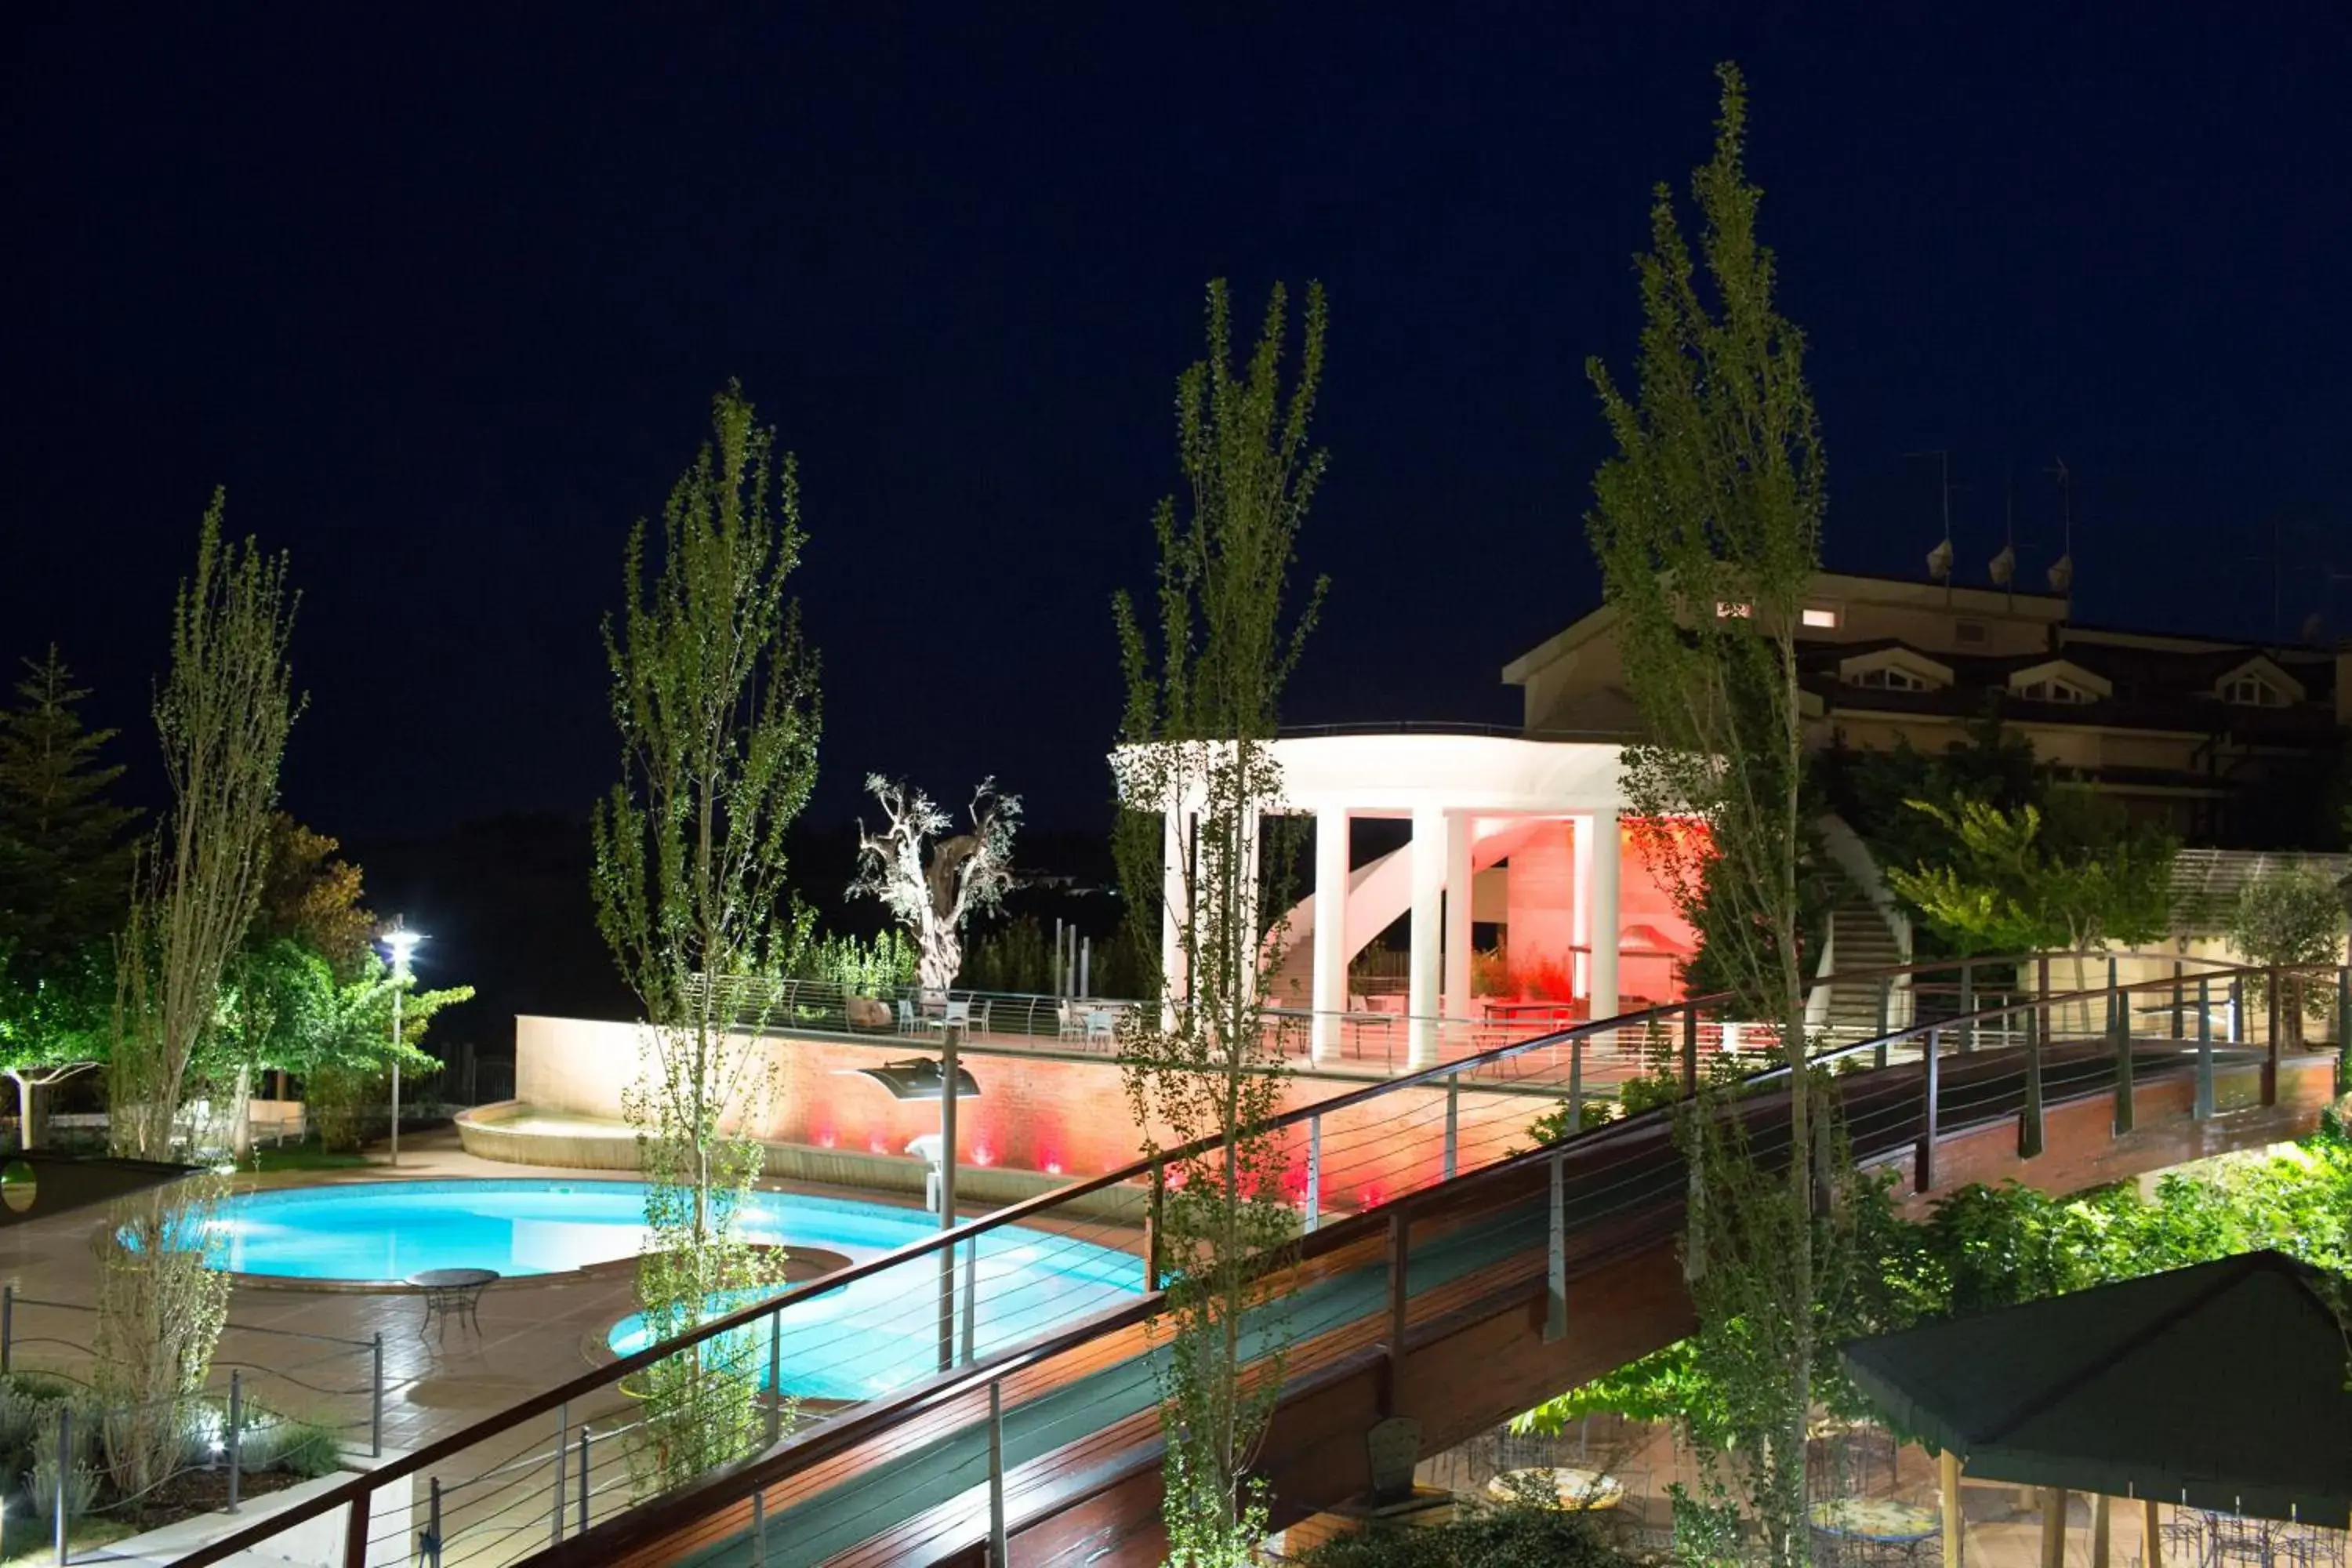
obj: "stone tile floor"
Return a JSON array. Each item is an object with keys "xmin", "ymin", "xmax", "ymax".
[{"xmin": 2, "ymin": 1132, "xmax": 666, "ymax": 1458}]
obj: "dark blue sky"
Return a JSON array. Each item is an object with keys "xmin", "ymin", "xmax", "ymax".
[{"xmin": 6, "ymin": 6, "xmax": 2349, "ymax": 837}]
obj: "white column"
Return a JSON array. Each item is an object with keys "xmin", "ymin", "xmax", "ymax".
[
  {"xmin": 1160, "ymin": 800, "xmax": 1189, "ymax": 1025},
  {"xmin": 1312, "ymin": 807, "xmax": 1350, "ymax": 1062},
  {"xmin": 1409, "ymin": 806, "xmax": 1445, "ymax": 1067},
  {"xmin": 1590, "ymin": 808, "xmax": 1621, "ymax": 1020},
  {"xmin": 1443, "ymin": 813, "xmax": 1473, "ymax": 1021},
  {"xmin": 1235, "ymin": 806, "xmax": 1263, "ymax": 1009},
  {"xmin": 1570, "ymin": 816, "xmax": 1593, "ymax": 1001}
]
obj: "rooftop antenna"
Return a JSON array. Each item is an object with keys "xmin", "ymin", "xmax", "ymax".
[
  {"xmin": 1987, "ymin": 463, "xmax": 2016, "ymax": 606},
  {"xmin": 1905, "ymin": 449, "xmax": 1955, "ymax": 600},
  {"xmin": 2044, "ymin": 458, "xmax": 2074, "ymax": 598}
]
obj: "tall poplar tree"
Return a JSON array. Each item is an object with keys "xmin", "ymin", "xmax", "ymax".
[
  {"xmin": 1584, "ymin": 65, "xmax": 1828, "ymax": 1564},
  {"xmin": 101, "ymin": 493, "xmax": 300, "ymax": 1500},
  {"xmin": 592, "ymin": 381, "xmax": 820, "ymax": 1486},
  {"xmin": 1113, "ymin": 278, "xmax": 1329, "ymax": 1566}
]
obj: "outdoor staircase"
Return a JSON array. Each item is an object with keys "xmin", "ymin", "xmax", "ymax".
[{"xmin": 1820, "ymin": 900, "xmax": 1904, "ymax": 1040}]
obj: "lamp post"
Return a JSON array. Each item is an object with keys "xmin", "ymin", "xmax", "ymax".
[
  {"xmin": 849, "ymin": 1045, "xmax": 981, "ymax": 1370},
  {"xmin": 382, "ymin": 920, "xmax": 423, "ymax": 1170}
]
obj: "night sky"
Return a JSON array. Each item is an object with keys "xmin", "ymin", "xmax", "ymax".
[{"xmin": 7, "ymin": 8, "xmax": 2350, "ymax": 846}]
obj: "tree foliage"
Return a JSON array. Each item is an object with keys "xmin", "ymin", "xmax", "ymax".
[
  {"xmin": 249, "ymin": 815, "xmax": 375, "ymax": 979},
  {"xmin": 1581, "ymin": 64, "xmax": 1825, "ymax": 1563},
  {"xmin": 100, "ymin": 492, "xmax": 299, "ymax": 1506},
  {"xmin": 848, "ymin": 775, "xmax": 1021, "ymax": 993},
  {"xmin": 2226, "ymin": 862, "xmax": 2347, "ymax": 1047},
  {"xmin": 1884, "ymin": 797, "xmax": 2176, "ymax": 958},
  {"xmin": 110, "ymin": 492, "xmax": 302, "ymax": 1161},
  {"xmin": 0, "ymin": 648, "xmax": 140, "ymax": 1139},
  {"xmin": 0, "ymin": 648, "xmax": 139, "ymax": 982},
  {"xmin": 591, "ymin": 381, "xmax": 819, "ymax": 1489},
  {"xmin": 1523, "ymin": 1113, "xmax": 2352, "ymax": 1450},
  {"xmin": 1111, "ymin": 278, "xmax": 1329, "ymax": 1566}
]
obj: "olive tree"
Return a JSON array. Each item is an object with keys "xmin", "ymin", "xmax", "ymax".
[
  {"xmin": 2227, "ymin": 863, "xmax": 2347, "ymax": 1049},
  {"xmin": 848, "ymin": 775, "xmax": 1021, "ymax": 993}
]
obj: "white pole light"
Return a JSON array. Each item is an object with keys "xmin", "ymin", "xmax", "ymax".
[{"xmin": 382, "ymin": 920, "xmax": 424, "ymax": 1170}]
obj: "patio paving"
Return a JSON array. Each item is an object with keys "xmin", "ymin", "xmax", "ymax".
[{"xmin": 0, "ymin": 1130, "xmax": 946, "ymax": 1461}]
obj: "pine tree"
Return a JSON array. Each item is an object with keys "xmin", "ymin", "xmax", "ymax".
[
  {"xmin": 0, "ymin": 648, "xmax": 138, "ymax": 1143},
  {"xmin": 0, "ymin": 647, "xmax": 138, "ymax": 980}
]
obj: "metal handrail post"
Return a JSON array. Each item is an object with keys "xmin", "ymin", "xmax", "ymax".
[
  {"xmin": 2111, "ymin": 956, "xmax": 2134, "ymax": 1135},
  {"xmin": 2020, "ymin": 999, "xmax": 2045, "ymax": 1160},
  {"xmin": 2, "ymin": 1281, "xmax": 13, "ymax": 1374},
  {"xmin": 425, "ymin": 1477, "xmax": 443, "ymax": 1568},
  {"xmin": 987, "ymin": 1379, "xmax": 1008, "ymax": 1565},
  {"xmin": 1875, "ymin": 979, "xmax": 1891, "ymax": 1070},
  {"xmin": 1567, "ymin": 1036, "xmax": 1584, "ymax": 1132},
  {"xmin": 961, "ymin": 1240, "xmax": 978, "ymax": 1367},
  {"xmin": 2228, "ymin": 978, "xmax": 2242, "ymax": 1044},
  {"xmin": 550, "ymin": 1402, "xmax": 567, "ymax": 1548},
  {"xmin": 1681, "ymin": 1003, "xmax": 1698, "ymax": 1091},
  {"xmin": 1917, "ymin": 1027, "xmax": 1940, "ymax": 1194},
  {"xmin": 766, "ymin": 1306, "xmax": 783, "ymax": 1446},
  {"xmin": 1958, "ymin": 960, "xmax": 1975, "ymax": 1054},
  {"xmin": 576, "ymin": 1426, "xmax": 590, "ymax": 1536},
  {"xmin": 1544, "ymin": 1151, "xmax": 1567, "ymax": 1343},
  {"xmin": 750, "ymin": 1491, "xmax": 766, "ymax": 1567},
  {"xmin": 1442, "ymin": 1073, "xmax": 1459, "ymax": 1181},
  {"xmin": 227, "ymin": 1370, "xmax": 242, "ymax": 1513},
  {"xmin": 370, "ymin": 1333, "xmax": 383, "ymax": 1457},
  {"xmin": 2196, "ymin": 977, "xmax": 2216, "ymax": 1120},
  {"xmin": 1304, "ymin": 1116, "xmax": 1321, "ymax": 1233},
  {"xmin": 1145, "ymin": 1158, "xmax": 1165, "ymax": 1291},
  {"xmin": 2263, "ymin": 968, "xmax": 2281, "ymax": 1107}
]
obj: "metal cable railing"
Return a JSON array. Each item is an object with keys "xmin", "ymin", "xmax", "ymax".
[{"xmin": 168, "ymin": 952, "xmax": 2347, "ymax": 1568}]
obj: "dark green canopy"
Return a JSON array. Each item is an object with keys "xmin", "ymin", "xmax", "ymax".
[{"xmin": 1840, "ymin": 1250, "xmax": 2352, "ymax": 1526}]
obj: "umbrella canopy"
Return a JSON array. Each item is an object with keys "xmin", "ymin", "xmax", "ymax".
[
  {"xmin": 1840, "ymin": 1250, "xmax": 2352, "ymax": 1526},
  {"xmin": 0, "ymin": 1152, "xmax": 201, "ymax": 1225}
]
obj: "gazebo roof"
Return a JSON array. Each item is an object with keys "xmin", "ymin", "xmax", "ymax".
[{"xmin": 1839, "ymin": 1250, "xmax": 2352, "ymax": 1526}]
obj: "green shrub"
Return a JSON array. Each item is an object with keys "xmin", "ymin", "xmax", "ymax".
[
  {"xmin": 28, "ymin": 1398, "xmax": 100, "ymax": 1529},
  {"xmin": 1293, "ymin": 1495, "xmax": 1627, "ymax": 1566},
  {"xmin": 234, "ymin": 1403, "xmax": 344, "ymax": 1479}
]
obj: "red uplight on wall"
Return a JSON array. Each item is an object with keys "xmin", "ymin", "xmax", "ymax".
[
  {"xmin": 973, "ymin": 1145, "xmax": 996, "ymax": 1167},
  {"xmin": 868, "ymin": 1134, "xmax": 890, "ymax": 1155},
  {"xmin": 816, "ymin": 1129, "xmax": 837, "ymax": 1149},
  {"xmin": 1044, "ymin": 1160, "xmax": 1063, "ymax": 1177}
]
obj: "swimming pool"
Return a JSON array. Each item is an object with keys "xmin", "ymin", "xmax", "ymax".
[{"xmin": 206, "ymin": 1180, "xmax": 1140, "ymax": 1399}]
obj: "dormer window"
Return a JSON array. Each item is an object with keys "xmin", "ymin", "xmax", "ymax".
[
  {"xmin": 2018, "ymin": 678, "xmax": 2095, "ymax": 705},
  {"xmin": 2007, "ymin": 659, "xmax": 2112, "ymax": 707},
  {"xmin": 2220, "ymin": 673, "xmax": 2288, "ymax": 708},
  {"xmin": 1836, "ymin": 648, "xmax": 1953, "ymax": 694}
]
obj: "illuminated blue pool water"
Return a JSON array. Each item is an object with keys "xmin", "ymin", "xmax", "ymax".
[{"xmin": 206, "ymin": 1180, "xmax": 1139, "ymax": 1399}]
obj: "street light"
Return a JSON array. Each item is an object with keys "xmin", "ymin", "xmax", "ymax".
[
  {"xmin": 382, "ymin": 920, "xmax": 423, "ymax": 1170},
  {"xmin": 844, "ymin": 1034, "xmax": 982, "ymax": 1373}
]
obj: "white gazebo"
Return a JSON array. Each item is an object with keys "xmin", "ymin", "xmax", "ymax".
[{"xmin": 1118, "ymin": 731, "xmax": 1667, "ymax": 1066}]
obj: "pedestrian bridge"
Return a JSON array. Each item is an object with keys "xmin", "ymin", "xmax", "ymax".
[{"xmin": 174, "ymin": 955, "xmax": 2347, "ymax": 1568}]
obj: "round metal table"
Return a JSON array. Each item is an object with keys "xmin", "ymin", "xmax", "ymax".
[{"xmin": 407, "ymin": 1267, "xmax": 499, "ymax": 1342}]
